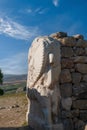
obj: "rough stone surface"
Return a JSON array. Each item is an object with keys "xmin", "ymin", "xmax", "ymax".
[
  {"xmin": 71, "ymin": 72, "xmax": 82, "ymax": 84},
  {"xmin": 27, "ymin": 36, "xmax": 61, "ymax": 130},
  {"xmin": 73, "ymin": 56, "xmax": 87, "ymax": 63},
  {"xmin": 73, "ymin": 47, "xmax": 85, "ymax": 56},
  {"xmin": 59, "ymin": 37, "xmax": 76, "ymax": 47},
  {"xmin": 76, "ymin": 39, "xmax": 87, "ymax": 48},
  {"xmin": 60, "ymin": 69, "xmax": 72, "ymax": 83},
  {"xmin": 75, "ymin": 63, "xmax": 87, "ymax": 74},
  {"xmin": 80, "ymin": 110, "xmax": 87, "ymax": 121},
  {"xmin": 61, "ymin": 97, "xmax": 72, "ymax": 110},
  {"xmin": 60, "ymin": 83, "xmax": 72, "ymax": 97},
  {"xmin": 82, "ymin": 74, "xmax": 87, "ymax": 82},
  {"xmin": 61, "ymin": 58, "xmax": 74, "ymax": 69},
  {"xmin": 50, "ymin": 32, "xmax": 67, "ymax": 39},
  {"xmin": 72, "ymin": 100, "xmax": 87, "ymax": 109},
  {"xmin": 61, "ymin": 47, "xmax": 74, "ymax": 58},
  {"xmin": 73, "ymin": 34, "xmax": 84, "ymax": 40},
  {"xmin": 73, "ymin": 83, "xmax": 87, "ymax": 96}
]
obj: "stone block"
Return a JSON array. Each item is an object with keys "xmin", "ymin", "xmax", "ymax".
[
  {"xmin": 73, "ymin": 56, "xmax": 87, "ymax": 63},
  {"xmin": 60, "ymin": 69, "xmax": 72, "ymax": 83},
  {"xmin": 63, "ymin": 119, "xmax": 74, "ymax": 130},
  {"xmin": 61, "ymin": 97, "xmax": 72, "ymax": 110},
  {"xmin": 76, "ymin": 39, "xmax": 87, "ymax": 48},
  {"xmin": 71, "ymin": 72, "xmax": 82, "ymax": 84},
  {"xmin": 50, "ymin": 32, "xmax": 67, "ymax": 39},
  {"xmin": 60, "ymin": 83, "xmax": 72, "ymax": 97},
  {"xmin": 73, "ymin": 34, "xmax": 84, "ymax": 40},
  {"xmin": 73, "ymin": 47, "xmax": 85, "ymax": 56},
  {"xmin": 72, "ymin": 100, "xmax": 87, "ymax": 109},
  {"xmin": 75, "ymin": 63, "xmax": 87, "ymax": 74},
  {"xmin": 59, "ymin": 37, "xmax": 76, "ymax": 47},
  {"xmin": 61, "ymin": 109, "xmax": 79, "ymax": 118},
  {"xmin": 61, "ymin": 58, "xmax": 74, "ymax": 69},
  {"xmin": 61, "ymin": 47, "xmax": 74, "ymax": 58},
  {"xmin": 73, "ymin": 83, "xmax": 87, "ymax": 96},
  {"xmin": 80, "ymin": 110, "xmax": 87, "ymax": 121},
  {"xmin": 82, "ymin": 74, "xmax": 87, "ymax": 82}
]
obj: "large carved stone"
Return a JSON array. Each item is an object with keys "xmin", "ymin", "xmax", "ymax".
[{"xmin": 26, "ymin": 36, "xmax": 63, "ymax": 130}]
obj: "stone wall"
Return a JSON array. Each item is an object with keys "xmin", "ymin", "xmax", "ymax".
[{"xmin": 50, "ymin": 32, "xmax": 87, "ymax": 130}]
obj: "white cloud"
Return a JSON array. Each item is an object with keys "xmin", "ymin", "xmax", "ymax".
[
  {"xmin": 0, "ymin": 53, "xmax": 27, "ymax": 74},
  {"xmin": 0, "ymin": 17, "xmax": 40, "ymax": 40},
  {"xmin": 53, "ymin": 0, "xmax": 59, "ymax": 7},
  {"xmin": 26, "ymin": 7, "xmax": 48, "ymax": 15}
]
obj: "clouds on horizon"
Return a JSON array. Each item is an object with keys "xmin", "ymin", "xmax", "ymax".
[
  {"xmin": 0, "ymin": 52, "xmax": 27, "ymax": 74},
  {"xmin": 0, "ymin": 17, "xmax": 40, "ymax": 41}
]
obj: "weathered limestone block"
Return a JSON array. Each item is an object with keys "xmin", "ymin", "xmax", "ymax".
[
  {"xmin": 60, "ymin": 69, "xmax": 72, "ymax": 83},
  {"xmin": 72, "ymin": 100, "xmax": 87, "ymax": 109},
  {"xmin": 61, "ymin": 58, "xmax": 74, "ymax": 69},
  {"xmin": 76, "ymin": 39, "xmax": 87, "ymax": 48},
  {"xmin": 61, "ymin": 47, "xmax": 74, "ymax": 58},
  {"xmin": 63, "ymin": 119, "xmax": 74, "ymax": 130},
  {"xmin": 73, "ymin": 47, "xmax": 85, "ymax": 56},
  {"xmin": 58, "ymin": 37, "xmax": 76, "ymax": 47},
  {"xmin": 74, "ymin": 119, "xmax": 85, "ymax": 130},
  {"xmin": 73, "ymin": 83, "xmax": 87, "ymax": 96},
  {"xmin": 83, "ymin": 74, "xmax": 87, "ymax": 82},
  {"xmin": 80, "ymin": 110, "xmax": 87, "ymax": 121},
  {"xmin": 71, "ymin": 72, "xmax": 82, "ymax": 84},
  {"xmin": 61, "ymin": 97, "xmax": 72, "ymax": 110},
  {"xmin": 75, "ymin": 63, "xmax": 87, "ymax": 74},
  {"xmin": 73, "ymin": 56, "xmax": 87, "ymax": 63},
  {"xmin": 61, "ymin": 109, "xmax": 79, "ymax": 118},
  {"xmin": 26, "ymin": 36, "xmax": 63, "ymax": 130},
  {"xmin": 73, "ymin": 34, "xmax": 84, "ymax": 40},
  {"xmin": 85, "ymin": 47, "xmax": 87, "ymax": 55},
  {"xmin": 50, "ymin": 32, "xmax": 67, "ymax": 39},
  {"xmin": 60, "ymin": 83, "xmax": 72, "ymax": 97}
]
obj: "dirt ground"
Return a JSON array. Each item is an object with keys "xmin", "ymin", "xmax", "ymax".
[{"xmin": 0, "ymin": 93, "xmax": 28, "ymax": 128}]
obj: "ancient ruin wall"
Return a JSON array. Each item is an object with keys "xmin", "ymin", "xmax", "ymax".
[{"xmin": 50, "ymin": 32, "xmax": 87, "ymax": 130}]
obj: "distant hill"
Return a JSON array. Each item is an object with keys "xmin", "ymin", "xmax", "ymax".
[{"xmin": 3, "ymin": 74, "xmax": 27, "ymax": 84}]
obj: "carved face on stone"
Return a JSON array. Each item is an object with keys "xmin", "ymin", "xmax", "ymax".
[{"xmin": 27, "ymin": 36, "xmax": 61, "ymax": 89}]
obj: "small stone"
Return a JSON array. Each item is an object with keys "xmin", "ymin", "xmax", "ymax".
[
  {"xmin": 61, "ymin": 97, "xmax": 72, "ymax": 110},
  {"xmin": 61, "ymin": 47, "xmax": 74, "ymax": 58},
  {"xmin": 61, "ymin": 58, "xmax": 74, "ymax": 69},
  {"xmin": 73, "ymin": 56, "xmax": 87, "ymax": 63},
  {"xmin": 75, "ymin": 63, "xmax": 87, "ymax": 74},
  {"xmin": 60, "ymin": 69, "xmax": 72, "ymax": 83},
  {"xmin": 59, "ymin": 37, "xmax": 76, "ymax": 47},
  {"xmin": 71, "ymin": 72, "xmax": 82, "ymax": 84},
  {"xmin": 73, "ymin": 34, "xmax": 84, "ymax": 40},
  {"xmin": 72, "ymin": 100, "xmax": 87, "ymax": 109},
  {"xmin": 60, "ymin": 83, "xmax": 72, "ymax": 97}
]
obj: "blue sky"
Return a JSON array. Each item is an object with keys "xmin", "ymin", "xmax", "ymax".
[{"xmin": 0, "ymin": 0, "xmax": 87, "ymax": 74}]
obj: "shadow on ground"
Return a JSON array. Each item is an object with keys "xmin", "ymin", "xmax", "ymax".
[{"xmin": 0, "ymin": 126, "xmax": 34, "ymax": 130}]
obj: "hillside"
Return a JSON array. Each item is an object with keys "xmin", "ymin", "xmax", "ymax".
[{"xmin": 3, "ymin": 74, "xmax": 27, "ymax": 84}]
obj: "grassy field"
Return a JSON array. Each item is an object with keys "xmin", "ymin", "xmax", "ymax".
[{"xmin": 0, "ymin": 82, "xmax": 26, "ymax": 94}]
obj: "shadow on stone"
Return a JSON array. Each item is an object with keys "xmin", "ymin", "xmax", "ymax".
[{"xmin": 0, "ymin": 126, "xmax": 34, "ymax": 130}]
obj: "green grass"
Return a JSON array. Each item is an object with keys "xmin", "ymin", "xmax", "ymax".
[{"xmin": 0, "ymin": 82, "xmax": 26, "ymax": 94}]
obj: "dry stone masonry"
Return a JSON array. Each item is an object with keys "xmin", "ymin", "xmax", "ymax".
[
  {"xmin": 27, "ymin": 32, "xmax": 87, "ymax": 130},
  {"xmin": 51, "ymin": 32, "xmax": 87, "ymax": 130}
]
